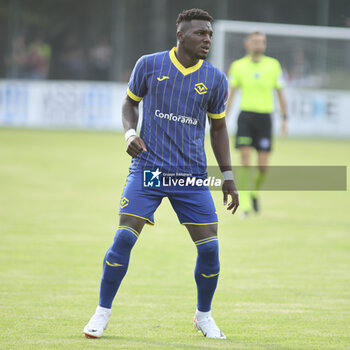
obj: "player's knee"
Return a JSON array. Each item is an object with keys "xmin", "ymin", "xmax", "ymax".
[
  {"xmin": 105, "ymin": 249, "xmax": 123, "ymax": 265},
  {"xmin": 196, "ymin": 239, "xmax": 220, "ymax": 268},
  {"xmin": 111, "ymin": 227, "xmax": 138, "ymax": 252}
]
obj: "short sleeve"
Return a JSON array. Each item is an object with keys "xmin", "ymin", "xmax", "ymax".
[
  {"xmin": 127, "ymin": 56, "xmax": 147, "ymax": 102},
  {"xmin": 275, "ymin": 61, "xmax": 285, "ymax": 90},
  {"xmin": 207, "ymin": 73, "xmax": 228, "ymax": 119},
  {"xmin": 228, "ymin": 61, "xmax": 240, "ymax": 88}
]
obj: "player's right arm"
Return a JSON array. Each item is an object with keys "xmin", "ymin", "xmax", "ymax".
[
  {"xmin": 123, "ymin": 56, "xmax": 148, "ymax": 157},
  {"xmin": 122, "ymin": 97, "xmax": 147, "ymax": 157}
]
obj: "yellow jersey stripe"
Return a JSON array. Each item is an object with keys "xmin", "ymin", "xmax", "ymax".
[
  {"xmin": 169, "ymin": 47, "xmax": 203, "ymax": 76},
  {"xmin": 207, "ymin": 111, "xmax": 225, "ymax": 119},
  {"xmin": 127, "ymin": 87, "xmax": 143, "ymax": 102}
]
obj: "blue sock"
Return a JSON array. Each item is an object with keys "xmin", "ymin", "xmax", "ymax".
[
  {"xmin": 194, "ymin": 237, "xmax": 220, "ymax": 312},
  {"xmin": 99, "ymin": 226, "xmax": 139, "ymax": 308}
]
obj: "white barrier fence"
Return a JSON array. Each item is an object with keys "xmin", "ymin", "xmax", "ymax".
[
  {"xmin": 0, "ymin": 80, "xmax": 126, "ymax": 130},
  {"xmin": 0, "ymin": 80, "xmax": 349, "ymax": 137}
]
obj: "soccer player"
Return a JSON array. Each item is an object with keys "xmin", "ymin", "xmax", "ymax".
[
  {"xmin": 226, "ymin": 31, "xmax": 287, "ymax": 215},
  {"xmin": 84, "ymin": 8, "xmax": 239, "ymax": 340}
]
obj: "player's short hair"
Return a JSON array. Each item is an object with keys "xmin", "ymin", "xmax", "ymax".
[
  {"xmin": 246, "ymin": 31, "xmax": 265, "ymax": 39},
  {"xmin": 176, "ymin": 8, "xmax": 213, "ymax": 28}
]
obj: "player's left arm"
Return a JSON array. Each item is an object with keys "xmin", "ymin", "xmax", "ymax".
[
  {"xmin": 275, "ymin": 61, "xmax": 288, "ymax": 138},
  {"xmin": 276, "ymin": 89, "xmax": 287, "ymax": 138},
  {"xmin": 210, "ymin": 118, "xmax": 239, "ymax": 215}
]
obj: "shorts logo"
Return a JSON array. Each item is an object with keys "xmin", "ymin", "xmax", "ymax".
[
  {"xmin": 260, "ymin": 138, "xmax": 270, "ymax": 149},
  {"xmin": 194, "ymin": 83, "xmax": 208, "ymax": 95},
  {"xmin": 120, "ymin": 197, "xmax": 129, "ymax": 208},
  {"xmin": 143, "ymin": 168, "xmax": 161, "ymax": 187}
]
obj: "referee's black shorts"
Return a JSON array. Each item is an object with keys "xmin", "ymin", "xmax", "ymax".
[{"xmin": 235, "ymin": 111, "xmax": 272, "ymax": 151}]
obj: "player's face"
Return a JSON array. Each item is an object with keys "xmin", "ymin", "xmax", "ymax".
[
  {"xmin": 246, "ymin": 34, "xmax": 266, "ymax": 55},
  {"xmin": 181, "ymin": 20, "xmax": 213, "ymax": 59}
]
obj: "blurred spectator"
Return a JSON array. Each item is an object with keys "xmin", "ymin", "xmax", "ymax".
[
  {"xmin": 5, "ymin": 35, "xmax": 28, "ymax": 78},
  {"xmin": 26, "ymin": 36, "xmax": 51, "ymax": 79},
  {"xmin": 345, "ymin": 17, "xmax": 350, "ymax": 69},
  {"xmin": 59, "ymin": 34, "xmax": 86, "ymax": 79},
  {"xmin": 287, "ymin": 49, "xmax": 311, "ymax": 86},
  {"xmin": 89, "ymin": 35, "xmax": 112, "ymax": 81}
]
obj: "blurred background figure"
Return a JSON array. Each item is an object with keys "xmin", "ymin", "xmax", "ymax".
[
  {"xmin": 1, "ymin": 0, "xmax": 350, "ymax": 85},
  {"xmin": 58, "ymin": 33, "xmax": 86, "ymax": 80},
  {"xmin": 287, "ymin": 49, "xmax": 311, "ymax": 86},
  {"xmin": 26, "ymin": 35, "xmax": 51, "ymax": 79},
  {"xmin": 89, "ymin": 35, "xmax": 112, "ymax": 81},
  {"xmin": 226, "ymin": 32, "xmax": 287, "ymax": 217},
  {"xmin": 5, "ymin": 35, "xmax": 27, "ymax": 79}
]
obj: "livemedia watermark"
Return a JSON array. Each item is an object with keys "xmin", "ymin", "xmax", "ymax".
[{"xmin": 142, "ymin": 166, "xmax": 347, "ymax": 191}]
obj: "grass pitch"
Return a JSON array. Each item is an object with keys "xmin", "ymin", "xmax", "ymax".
[{"xmin": 0, "ymin": 128, "xmax": 349, "ymax": 350}]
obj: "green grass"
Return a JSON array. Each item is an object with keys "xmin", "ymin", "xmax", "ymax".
[{"xmin": 0, "ymin": 128, "xmax": 349, "ymax": 350}]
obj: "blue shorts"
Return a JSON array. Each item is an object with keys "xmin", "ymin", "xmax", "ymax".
[{"xmin": 119, "ymin": 171, "xmax": 218, "ymax": 225}]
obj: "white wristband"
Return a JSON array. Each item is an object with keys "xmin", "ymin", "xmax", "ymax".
[
  {"xmin": 125, "ymin": 128, "xmax": 136, "ymax": 141},
  {"xmin": 222, "ymin": 170, "xmax": 234, "ymax": 181}
]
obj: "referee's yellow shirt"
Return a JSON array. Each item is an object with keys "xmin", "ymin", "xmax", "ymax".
[{"xmin": 228, "ymin": 55, "xmax": 284, "ymax": 113}]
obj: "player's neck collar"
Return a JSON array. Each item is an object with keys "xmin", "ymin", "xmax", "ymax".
[
  {"xmin": 169, "ymin": 47, "xmax": 203, "ymax": 76},
  {"xmin": 247, "ymin": 54, "xmax": 265, "ymax": 63}
]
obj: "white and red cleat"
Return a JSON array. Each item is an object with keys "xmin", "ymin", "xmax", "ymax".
[
  {"xmin": 193, "ymin": 309, "xmax": 226, "ymax": 339},
  {"xmin": 84, "ymin": 306, "xmax": 111, "ymax": 339}
]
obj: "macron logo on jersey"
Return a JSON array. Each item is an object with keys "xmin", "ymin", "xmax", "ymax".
[{"xmin": 155, "ymin": 109, "xmax": 198, "ymax": 125}]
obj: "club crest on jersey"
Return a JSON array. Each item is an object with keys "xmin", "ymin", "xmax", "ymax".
[
  {"xmin": 120, "ymin": 197, "xmax": 129, "ymax": 208},
  {"xmin": 194, "ymin": 83, "xmax": 208, "ymax": 95}
]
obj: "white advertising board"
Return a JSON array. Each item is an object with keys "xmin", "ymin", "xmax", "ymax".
[{"xmin": 0, "ymin": 80, "xmax": 349, "ymax": 137}]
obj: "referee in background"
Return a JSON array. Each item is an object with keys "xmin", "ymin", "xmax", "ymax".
[{"xmin": 226, "ymin": 31, "xmax": 287, "ymax": 216}]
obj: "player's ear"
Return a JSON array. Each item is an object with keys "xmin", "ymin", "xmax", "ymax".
[{"xmin": 177, "ymin": 30, "xmax": 185, "ymax": 43}]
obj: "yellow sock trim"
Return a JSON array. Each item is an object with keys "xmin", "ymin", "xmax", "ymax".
[
  {"xmin": 201, "ymin": 272, "xmax": 220, "ymax": 278},
  {"xmin": 118, "ymin": 225, "xmax": 140, "ymax": 238},
  {"xmin": 106, "ymin": 261, "xmax": 124, "ymax": 267},
  {"xmin": 194, "ymin": 236, "xmax": 218, "ymax": 246}
]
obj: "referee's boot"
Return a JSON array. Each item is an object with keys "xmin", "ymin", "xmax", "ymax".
[{"xmin": 251, "ymin": 194, "xmax": 259, "ymax": 213}]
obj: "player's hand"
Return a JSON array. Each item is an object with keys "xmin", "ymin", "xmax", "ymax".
[
  {"xmin": 126, "ymin": 136, "xmax": 147, "ymax": 157},
  {"xmin": 281, "ymin": 120, "xmax": 287, "ymax": 138},
  {"xmin": 222, "ymin": 180, "xmax": 239, "ymax": 215}
]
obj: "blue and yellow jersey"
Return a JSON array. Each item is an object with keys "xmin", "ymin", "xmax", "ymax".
[{"xmin": 127, "ymin": 47, "xmax": 228, "ymax": 175}]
